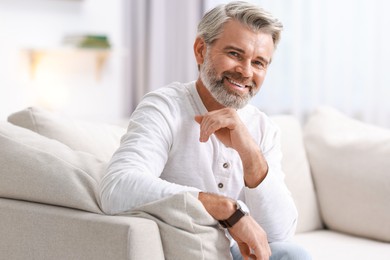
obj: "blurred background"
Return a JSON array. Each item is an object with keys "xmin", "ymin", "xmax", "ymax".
[{"xmin": 1, "ymin": 0, "xmax": 389, "ymax": 128}]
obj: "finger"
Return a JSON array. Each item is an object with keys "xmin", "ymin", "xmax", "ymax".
[
  {"xmin": 202, "ymin": 116, "xmax": 228, "ymax": 136},
  {"xmin": 196, "ymin": 116, "xmax": 213, "ymax": 142},
  {"xmin": 199, "ymin": 131, "xmax": 210, "ymax": 142},
  {"xmin": 267, "ymin": 243, "xmax": 272, "ymax": 258},
  {"xmin": 253, "ymin": 247, "xmax": 267, "ymax": 260},
  {"xmin": 199, "ymin": 122, "xmax": 210, "ymax": 142},
  {"xmin": 194, "ymin": 115, "xmax": 203, "ymax": 124},
  {"xmin": 198, "ymin": 117, "xmax": 220, "ymax": 142},
  {"xmin": 237, "ymin": 242, "xmax": 251, "ymax": 259},
  {"xmin": 195, "ymin": 115, "xmax": 211, "ymax": 142}
]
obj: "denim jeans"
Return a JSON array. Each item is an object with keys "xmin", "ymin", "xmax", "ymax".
[{"xmin": 230, "ymin": 241, "xmax": 312, "ymax": 260}]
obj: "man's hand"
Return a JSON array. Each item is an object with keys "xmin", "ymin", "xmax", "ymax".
[
  {"xmin": 198, "ymin": 192, "xmax": 271, "ymax": 260},
  {"xmin": 194, "ymin": 108, "xmax": 252, "ymax": 153},
  {"xmin": 195, "ymin": 108, "xmax": 268, "ymax": 188},
  {"xmin": 229, "ymin": 215, "xmax": 271, "ymax": 260}
]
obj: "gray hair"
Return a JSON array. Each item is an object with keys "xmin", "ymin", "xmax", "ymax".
[{"xmin": 197, "ymin": 1, "xmax": 283, "ymax": 47}]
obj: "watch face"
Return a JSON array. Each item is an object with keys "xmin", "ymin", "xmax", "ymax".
[{"xmin": 237, "ymin": 200, "xmax": 250, "ymax": 214}]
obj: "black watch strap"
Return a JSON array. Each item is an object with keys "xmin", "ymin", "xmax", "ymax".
[{"xmin": 218, "ymin": 202, "xmax": 247, "ymax": 228}]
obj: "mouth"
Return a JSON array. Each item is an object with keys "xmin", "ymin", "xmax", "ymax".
[{"xmin": 224, "ymin": 77, "xmax": 251, "ymax": 92}]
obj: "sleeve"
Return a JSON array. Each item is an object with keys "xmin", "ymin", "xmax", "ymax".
[
  {"xmin": 99, "ymin": 92, "xmax": 200, "ymax": 215},
  {"xmin": 242, "ymin": 119, "xmax": 298, "ymax": 242}
]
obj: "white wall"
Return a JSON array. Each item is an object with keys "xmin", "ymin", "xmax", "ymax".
[
  {"xmin": 254, "ymin": 0, "xmax": 390, "ymax": 128},
  {"xmin": 0, "ymin": 0, "xmax": 129, "ymax": 123}
]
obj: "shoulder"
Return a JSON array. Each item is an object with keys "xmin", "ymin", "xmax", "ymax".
[
  {"xmin": 145, "ymin": 82, "xmax": 192, "ymax": 101},
  {"xmin": 239, "ymin": 104, "xmax": 278, "ymax": 129},
  {"xmin": 239, "ymin": 104, "xmax": 280, "ymax": 141},
  {"xmin": 136, "ymin": 82, "xmax": 194, "ymax": 113},
  {"xmin": 130, "ymin": 82, "xmax": 198, "ymax": 133}
]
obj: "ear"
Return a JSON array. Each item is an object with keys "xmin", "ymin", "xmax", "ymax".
[{"xmin": 194, "ymin": 37, "xmax": 207, "ymax": 66}]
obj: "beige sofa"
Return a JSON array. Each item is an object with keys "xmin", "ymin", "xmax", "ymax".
[{"xmin": 1, "ymin": 106, "xmax": 389, "ymax": 259}]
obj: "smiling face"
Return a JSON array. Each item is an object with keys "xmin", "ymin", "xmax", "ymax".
[{"xmin": 195, "ymin": 19, "xmax": 275, "ymax": 110}]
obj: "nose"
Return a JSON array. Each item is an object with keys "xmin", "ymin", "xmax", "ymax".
[{"xmin": 235, "ymin": 60, "xmax": 253, "ymax": 78}]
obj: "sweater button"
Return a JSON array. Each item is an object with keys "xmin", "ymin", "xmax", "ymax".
[
  {"xmin": 218, "ymin": 183, "xmax": 224, "ymax": 189},
  {"xmin": 223, "ymin": 162, "xmax": 229, "ymax": 169}
]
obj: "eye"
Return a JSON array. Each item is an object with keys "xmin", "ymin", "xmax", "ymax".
[
  {"xmin": 252, "ymin": 60, "xmax": 266, "ymax": 69},
  {"xmin": 228, "ymin": 51, "xmax": 240, "ymax": 58}
]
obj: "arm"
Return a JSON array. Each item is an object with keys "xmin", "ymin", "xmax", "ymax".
[
  {"xmin": 243, "ymin": 122, "xmax": 298, "ymax": 242},
  {"xmin": 195, "ymin": 108, "xmax": 268, "ymax": 187},
  {"xmin": 195, "ymin": 108, "xmax": 297, "ymax": 242},
  {"xmin": 99, "ymin": 93, "xmax": 200, "ymax": 214},
  {"xmin": 198, "ymin": 192, "xmax": 271, "ymax": 260}
]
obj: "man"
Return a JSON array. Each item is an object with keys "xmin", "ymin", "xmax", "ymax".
[{"xmin": 100, "ymin": 1, "xmax": 311, "ymax": 259}]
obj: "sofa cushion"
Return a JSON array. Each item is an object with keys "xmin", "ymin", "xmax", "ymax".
[
  {"xmin": 8, "ymin": 107, "xmax": 126, "ymax": 162},
  {"xmin": 293, "ymin": 230, "xmax": 390, "ymax": 260},
  {"xmin": 303, "ymin": 107, "xmax": 390, "ymax": 242},
  {"xmin": 0, "ymin": 122, "xmax": 104, "ymax": 213},
  {"xmin": 271, "ymin": 116, "xmax": 322, "ymax": 233}
]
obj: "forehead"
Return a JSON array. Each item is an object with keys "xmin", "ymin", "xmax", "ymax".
[{"xmin": 212, "ymin": 19, "xmax": 274, "ymax": 60}]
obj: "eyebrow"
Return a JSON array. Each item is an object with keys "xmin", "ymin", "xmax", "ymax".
[{"xmin": 223, "ymin": 45, "xmax": 271, "ymax": 65}]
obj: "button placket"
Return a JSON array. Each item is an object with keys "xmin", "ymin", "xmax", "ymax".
[{"xmin": 217, "ymin": 161, "xmax": 231, "ymax": 190}]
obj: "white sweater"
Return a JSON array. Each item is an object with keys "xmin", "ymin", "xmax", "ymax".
[{"xmin": 99, "ymin": 81, "xmax": 297, "ymax": 242}]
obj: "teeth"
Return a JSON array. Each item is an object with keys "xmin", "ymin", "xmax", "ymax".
[{"xmin": 227, "ymin": 78, "xmax": 245, "ymax": 88}]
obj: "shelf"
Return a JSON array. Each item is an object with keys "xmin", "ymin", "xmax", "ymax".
[{"xmin": 25, "ymin": 48, "xmax": 110, "ymax": 81}]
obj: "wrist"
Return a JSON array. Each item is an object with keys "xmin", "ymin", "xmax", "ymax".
[
  {"xmin": 218, "ymin": 200, "xmax": 250, "ymax": 228},
  {"xmin": 244, "ymin": 163, "xmax": 268, "ymax": 188},
  {"xmin": 198, "ymin": 192, "xmax": 236, "ymax": 220},
  {"xmin": 241, "ymin": 148, "xmax": 268, "ymax": 188}
]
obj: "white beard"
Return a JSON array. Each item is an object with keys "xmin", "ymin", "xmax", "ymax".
[{"xmin": 199, "ymin": 53, "xmax": 257, "ymax": 109}]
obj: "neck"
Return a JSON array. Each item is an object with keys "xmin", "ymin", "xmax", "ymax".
[{"xmin": 195, "ymin": 78, "xmax": 225, "ymax": 112}]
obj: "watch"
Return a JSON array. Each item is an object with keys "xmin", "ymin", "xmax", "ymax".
[{"xmin": 218, "ymin": 200, "xmax": 249, "ymax": 228}]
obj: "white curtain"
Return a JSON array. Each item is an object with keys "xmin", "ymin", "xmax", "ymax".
[
  {"xmin": 128, "ymin": 0, "xmax": 203, "ymax": 111},
  {"xmin": 130, "ymin": 0, "xmax": 390, "ymax": 129},
  {"xmin": 247, "ymin": 0, "xmax": 390, "ymax": 129}
]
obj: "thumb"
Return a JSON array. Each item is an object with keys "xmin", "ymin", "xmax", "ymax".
[{"xmin": 194, "ymin": 115, "xmax": 203, "ymax": 124}]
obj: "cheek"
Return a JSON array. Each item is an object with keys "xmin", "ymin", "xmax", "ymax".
[
  {"xmin": 213, "ymin": 56, "xmax": 236, "ymax": 71},
  {"xmin": 253, "ymin": 71, "xmax": 267, "ymax": 88}
]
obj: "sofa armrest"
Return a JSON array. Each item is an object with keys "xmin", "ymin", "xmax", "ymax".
[{"xmin": 0, "ymin": 198, "xmax": 164, "ymax": 260}]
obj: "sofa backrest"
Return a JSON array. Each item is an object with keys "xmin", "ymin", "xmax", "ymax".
[
  {"xmin": 3, "ymin": 106, "xmax": 325, "ymax": 234},
  {"xmin": 271, "ymin": 115, "xmax": 323, "ymax": 233},
  {"xmin": 303, "ymin": 106, "xmax": 390, "ymax": 242},
  {"xmin": 8, "ymin": 107, "xmax": 126, "ymax": 162},
  {"xmin": 0, "ymin": 121, "xmax": 105, "ymax": 213}
]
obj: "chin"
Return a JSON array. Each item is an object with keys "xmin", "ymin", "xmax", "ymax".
[{"xmin": 216, "ymin": 94, "xmax": 250, "ymax": 109}]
